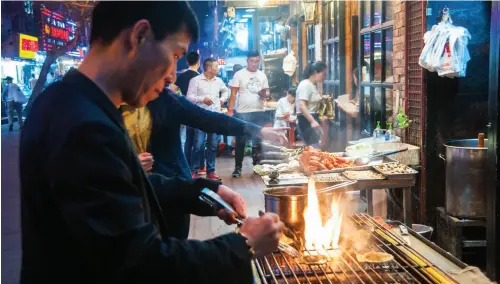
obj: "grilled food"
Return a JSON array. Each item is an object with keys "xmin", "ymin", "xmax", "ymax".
[
  {"xmin": 299, "ymin": 146, "xmax": 353, "ymax": 172},
  {"xmin": 356, "ymin": 251, "xmax": 394, "ymax": 263},
  {"xmin": 299, "ymin": 254, "xmax": 329, "ymax": 265}
]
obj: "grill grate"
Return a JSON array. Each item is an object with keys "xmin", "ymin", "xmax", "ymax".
[{"xmin": 254, "ymin": 214, "xmax": 457, "ymax": 284}]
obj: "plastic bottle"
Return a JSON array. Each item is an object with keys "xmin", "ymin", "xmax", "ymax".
[
  {"xmin": 373, "ymin": 121, "xmax": 383, "ymax": 139},
  {"xmin": 385, "ymin": 123, "xmax": 394, "ymax": 141},
  {"xmin": 478, "ymin": 133, "xmax": 485, "ymax": 148}
]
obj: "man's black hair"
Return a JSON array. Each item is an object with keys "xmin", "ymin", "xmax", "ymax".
[
  {"xmin": 287, "ymin": 87, "xmax": 297, "ymax": 97},
  {"xmin": 247, "ymin": 49, "xmax": 260, "ymax": 58},
  {"xmin": 303, "ymin": 61, "xmax": 327, "ymax": 80},
  {"xmin": 233, "ymin": 64, "xmax": 243, "ymax": 73},
  {"xmin": 203, "ymin": 58, "xmax": 216, "ymax": 71},
  {"xmin": 90, "ymin": 1, "xmax": 199, "ymax": 45},
  {"xmin": 186, "ymin": 52, "xmax": 200, "ymax": 66}
]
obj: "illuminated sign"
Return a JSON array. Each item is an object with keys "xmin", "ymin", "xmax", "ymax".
[
  {"xmin": 19, "ymin": 33, "xmax": 38, "ymax": 59},
  {"xmin": 40, "ymin": 7, "xmax": 77, "ymax": 51}
]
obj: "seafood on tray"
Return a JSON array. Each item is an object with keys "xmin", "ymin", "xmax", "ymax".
[
  {"xmin": 299, "ymin": 146, "xmax": 353, "ymax": 172},
  {"xmin": 253, "ymin": 160, "xmax": 300, "ymax": 176}
]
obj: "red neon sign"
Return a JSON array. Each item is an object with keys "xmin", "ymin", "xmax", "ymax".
[
  {"xmin": 40, "ymin": 7, "xmax": 76, "ymax": 51},
  {"xmin": 21, "ymin": 38, "xmax": 38, "ymax": 53}
]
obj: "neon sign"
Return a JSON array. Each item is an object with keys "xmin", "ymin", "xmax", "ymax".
[
  {"xmin": 19, "ymin": 34, "xmax": 39, "ymax": 59},
  {"xmin": 40, "ymin": 7, "xmax": 76, "ymax": 51}
]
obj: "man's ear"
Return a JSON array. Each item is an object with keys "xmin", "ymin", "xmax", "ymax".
[{"xmin": 128, "ymin": 19, "xmax": 152, "ymax": 50}]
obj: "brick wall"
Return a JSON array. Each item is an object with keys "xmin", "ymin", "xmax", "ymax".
[{"xmin": 393, "ymin": 0, "xmax": 406, "ymax": 137}]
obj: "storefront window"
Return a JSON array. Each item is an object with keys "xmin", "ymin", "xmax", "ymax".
[
  {"xmin": 384, "ymin": 1, "xmax": 394, "ymax": 22},
  {"xmin": 359, "ymin": 0, "xmax": 394, "ymax": 134},
  {"xmin": 363, "ymin": 0, "xmax": 371, "ymax": 28},
  {"xmin": 374, "ymin": 31, "xmax": 382, "ymax": 82},
  {"xmin": 321, "ymin": 0, "xmax": 345, "ymax": 123},
  {"xmin": 385, "ymin": 29, "xmax": 394, "ymax": 83},
  {"xmin": 374, "ymin": 0, "xmax": 382, "ymax": 26},
  {"xmin": 306, "ymin": 24, "xmax": 315, "ymax": 62}
]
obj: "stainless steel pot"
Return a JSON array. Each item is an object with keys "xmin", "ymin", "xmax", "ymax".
[
  {"xmin": 440, "ymin": 139, "xmax": 488, "ymax": 219},
  {"xmin": 263, "ymin": 187, "xmax": 307, "ymax": 233},
  {"xmin": 263, "ymin": 185, "xmax": 347, "ymax": 233}
]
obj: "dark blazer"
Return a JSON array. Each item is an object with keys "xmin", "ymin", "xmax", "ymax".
[{"xmin": 20, "ymin": 69, "xmax": 253, "ymax": 284}]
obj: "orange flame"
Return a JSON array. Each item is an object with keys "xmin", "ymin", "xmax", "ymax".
[{"xmin": 304, "ymin": 178, "xmax": 343, "ymax": 251}]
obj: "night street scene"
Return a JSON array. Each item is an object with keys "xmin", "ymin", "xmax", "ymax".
[{"xmin": 1, "ymin": 0, "xmax": 499, "ymax": 283}]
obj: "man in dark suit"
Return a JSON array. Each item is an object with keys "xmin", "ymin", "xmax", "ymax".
[{"xmin": 20, "ymin": 2, "xmax": 284, "ymax": 283}]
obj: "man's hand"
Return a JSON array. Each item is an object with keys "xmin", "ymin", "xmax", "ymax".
[
  {"xmin": 240, "ymin": 213, "xmax": 284, "ymax": 258},
  {"xmin": 259, "ymin": 128, "xmax": 288, "ymax": 146},
  {"xmin": 138, "ymin": 152, "xmax": 154, "ymax": 172},
  {"xmin": 203, "ymin": 97, "xmax": 214, "ymax": 106},
  {"xmin": 227, "ymin": 109, "xmax": 234, "ymax": 117},
  {"xmin": 258, "ymin": 89, "xmax": 269, "ymax": 99},
  {"xmin": 216, "ymin": 185, "xmax": 246, "ymax": 224},
  {"xmin": 283, "ymin": 112, "xmax": 290, "ymax": 120}
]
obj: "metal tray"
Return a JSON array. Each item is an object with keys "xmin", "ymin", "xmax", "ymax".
[
  {"xmin": 372, "ymin": 163, "xmax": 418, "ymax": 180},
  {"xmin": 342, "ymin": 170, "xmax": 386, "ymax": 181},
  {"xmin": 312, "ymin": 156, "xmax": 398, "ymax": 174}
]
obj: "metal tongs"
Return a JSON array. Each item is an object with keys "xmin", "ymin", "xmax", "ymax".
[
  {"xmin": 199, "ymin": 188, "xmax": 300, "ymax": 258},
  {"xmin": 315, "ymin": 180, "xmax": 358, "ymax": 194}
]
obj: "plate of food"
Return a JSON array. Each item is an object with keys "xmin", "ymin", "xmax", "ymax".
[{"xmin": 373, "ymin": 163, "xmax": 418, "ymax": 179}]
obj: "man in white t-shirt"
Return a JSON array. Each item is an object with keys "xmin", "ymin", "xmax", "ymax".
[{"xmin": 227, "ymin": 50, "xmax": 271, "ymax": 178}]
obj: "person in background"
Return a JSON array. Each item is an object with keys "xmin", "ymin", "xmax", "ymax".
[
  {"xmin": 296, "ymin": 61, "xmax": 327, "ymax": 147},
  {"xmin": 226, "ymin": 64, "xmax": 243, "ymax": 156},
  {"xmin": 187, "ymin": 58, "xmax": 228, "ymax": 180},
  {"xmin": 2, "ymin": 76, "xmax": 25, "ymax": 131},
  {"xmin": 227, "ymin": 50, "xmax": 270, "ymax": 178},
  {"xmin": 29, "ymin": 74, "xmax": 37, "ymax": 90},
  {"xmin": 45, "ymin": 71, "xmax": 54, "ymax": 87},
  {"xmin": 21, "ymin": 2, "xmax": 284, "ymax": 283},
  {"xmin": 174, "ymin": 51, "xmax": 200, "ymax": 96},
  {"xmin": 173, "ymin": 51, "xmax": 204, "ymax": 171},
  {"xmin": 274, "ymin": 87, "xmax": 296, "ymax": 130}
]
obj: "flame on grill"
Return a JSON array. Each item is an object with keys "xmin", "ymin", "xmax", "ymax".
[{"xmin": 303, "ymin": 178, "xmax": 343, "ymax": 251}]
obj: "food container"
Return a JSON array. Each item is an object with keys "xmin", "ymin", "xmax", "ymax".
[
  {"xmin": 373, "ymin": 163, "xmax": 418, "ymax": 180},
  {"xmin": 312, "ymin": 156, "xmax": 398, "ymax": 175},
  {"xmin": 342, "ymin": 170, "xmax": 386, "ymax": 181}
]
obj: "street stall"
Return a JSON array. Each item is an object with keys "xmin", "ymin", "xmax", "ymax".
[
  {"xmin": 241, "ymin": 141, "xmax": 497, "ymax": 284},
  {"xmin": 254, "ymin": 141, "xmax": 418, "ymax": 227}
]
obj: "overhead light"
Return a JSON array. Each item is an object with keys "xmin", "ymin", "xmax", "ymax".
[
  {"xmin": 238, "ymin": 18, "xmax": 248, "ymax": 23},
  {"xmin": 242, "ymin": 14, "xmax": 252, "ymax": 18},
  {"xmin": 245, "ymin": 9, "xmax": 255, "ymax": 12}
]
